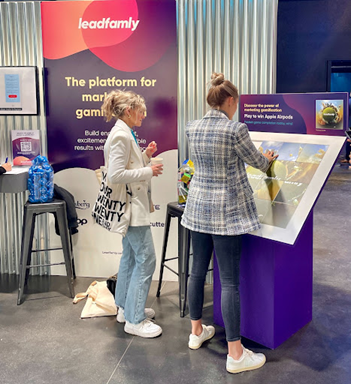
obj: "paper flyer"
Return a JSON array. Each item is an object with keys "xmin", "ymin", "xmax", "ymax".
[{"xmin": 11, "ymin": 130, "xmax": 41, "ymax": 165}]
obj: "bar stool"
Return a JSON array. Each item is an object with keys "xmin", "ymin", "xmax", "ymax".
[
  {"xmin": 17, "ymin": 199, "xmax": 75, "ymax": 305},
  {"xmin": 156, "ymin": 202, "xmax": 190, "ymax": 317}
]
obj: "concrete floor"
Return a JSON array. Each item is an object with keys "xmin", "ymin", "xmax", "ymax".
[{"xmin": 0, "ymin": 165, "xmax": 350, "ymax": 384}]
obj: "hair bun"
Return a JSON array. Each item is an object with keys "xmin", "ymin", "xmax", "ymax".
[{"xmin": 210, "ymin": 72, "xmax": 225, "ymax": 86}]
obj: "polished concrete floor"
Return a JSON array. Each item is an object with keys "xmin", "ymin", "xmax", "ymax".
[{"xmin": 0, "ymin": 165, "xmax": 350, "ymax": 384}]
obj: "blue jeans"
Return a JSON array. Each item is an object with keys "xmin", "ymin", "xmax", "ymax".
[
  {"xmin": 115, "ymin": 226, "xmax": 156, "ymax": 324},
  {"xmin": 188, "ymin": 230, "xmax": 242, "ymax": 342}
]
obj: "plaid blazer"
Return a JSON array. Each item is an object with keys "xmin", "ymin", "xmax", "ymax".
[{"xmin": 181, "ymin": 109, "xmax": 270, "ymax": 236}]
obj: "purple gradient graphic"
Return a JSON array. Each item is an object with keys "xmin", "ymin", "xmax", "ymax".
[
  {"xmin": 240, "ymin": 93, "xmax": 349, "ymax": 136},
  {"xmin": 43, "ymin": 0, "xmax": 177, "ymax": 172},
  {"xmin": 90, "ymin": 2, "xmax": 176, "ymax": 72},
  {"xmin": 81, "ymin": 0, "xmax": 138, "ymax": 49}
]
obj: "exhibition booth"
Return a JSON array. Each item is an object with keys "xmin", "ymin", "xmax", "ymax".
[{"xmin": 0, "ymin": 0, "xmax": 349, "ymax": 350}]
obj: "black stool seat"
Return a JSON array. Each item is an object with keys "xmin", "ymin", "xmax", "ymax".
[
  {"xmin": 17, "ymin": 199, "xmax": 75, "ymax": 305},
  {"xmin": 156, "ymin": 202, "xmax": 190, "ymax": 317}
]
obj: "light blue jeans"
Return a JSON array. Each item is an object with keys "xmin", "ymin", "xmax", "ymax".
[{"xmin": 115, "ymin": 226, "xmax": 156, "ymax": 324}]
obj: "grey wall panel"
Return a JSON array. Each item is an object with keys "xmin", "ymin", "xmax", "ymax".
[
  {"xmin": 177, "ymin": 0, "xmax": 278, "ymax": 163},
  {"xmin": 0, "ymin": 2, "xmax": 49, "ymax": 275}
]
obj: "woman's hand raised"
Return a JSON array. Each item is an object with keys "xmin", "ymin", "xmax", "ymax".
[{"xmin": 263, "ymin": 150, "xmax": 279, "ymax": 163}]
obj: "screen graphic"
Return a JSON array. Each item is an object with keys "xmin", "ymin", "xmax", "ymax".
[
  {"xmin": 315, "ymin": 99, "xmax": 343, "ymax": 130},
  {"xmin": 240, "ymin": 93, "xmax": 349, "ymax": 136},
  {"xmin": 247, "ymin": 141, "xmax": 328, "ymax": 229},
  {"xmin": 246, "ymin": 132, "xmax": 345, "ymax": 244},
  {"xmin": 5, "ymin": 74, "xmax": 21, "ymax": 104}
]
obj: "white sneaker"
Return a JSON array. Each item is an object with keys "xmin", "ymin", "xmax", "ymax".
[
  {"xmin": 188, "ymin": 324, "xmax": 215, "ymax": 350},
  {"xmin": 124, "ymin": 319, "xmax": 162, "ymax": 338},
  {"xmin": 116, "ymin": 307, "xmax": 155, "ymax": 323},
  {"xmin": 226, "ymin": 346, "xmax": 266, "ymax": 374}
]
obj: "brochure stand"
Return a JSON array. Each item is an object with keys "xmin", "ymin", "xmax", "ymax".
[{"xmin": 213, "ymin": 210, "xmax": 313, "ymax": 349}]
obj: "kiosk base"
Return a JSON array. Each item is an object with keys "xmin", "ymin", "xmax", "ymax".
[{"xmin": 213, "ymin": 211, "xmax": 313, "ymax": 349}]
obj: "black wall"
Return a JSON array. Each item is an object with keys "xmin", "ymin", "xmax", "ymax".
[{"xmin": 277, "ymin": 0, "xmax": 351, "ymax": 93}]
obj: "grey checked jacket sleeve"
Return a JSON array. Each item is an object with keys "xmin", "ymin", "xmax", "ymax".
[{"xmin": 233, "ymin": 122, "xmax": 270, "ymax": 173}]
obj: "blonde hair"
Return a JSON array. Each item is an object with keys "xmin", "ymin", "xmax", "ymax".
[
  {"xmin": 101, "ymin": 90, "xmax": 146, "ymax": 122},
  {"xmin": 206, "ymin": 72, "xmax": 239, "ymax": 108}
]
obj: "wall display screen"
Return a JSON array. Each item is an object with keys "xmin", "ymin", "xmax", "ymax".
[
  {"xmin": 240, "ymin": 92, "xmax": 349, "ymax": 136},
  {"xmin": 0, "ymin": 66, "xmax": 37, "ymax": 115},
  {"xmin": 247, "ymin": 132, "xmax": 345, "ymax": 244}
]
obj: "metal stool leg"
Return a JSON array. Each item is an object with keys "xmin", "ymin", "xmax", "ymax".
[
  {"xmin": 69, "ymin": 234, "xmax": 76, "ymax": 279},
  {"xmin": 156, "ymin": 210, "xmax": 172, "ymax": 297},
  {"xmin": 24, "ymin": 213, "xmax": 37, "ymax": 287},
  {"xmin": 56, "ymin": 204, "xmax": 75, "ymax": 298},
  {"xmin": 17, "ymin": 207, "xmax": 36, "ymax": 305},
  {"xmin": 156, "ymin": 202, "xmax": 191, "ymax": 317},
  {"xmin": 178, "ymin": 220, "xmax": 190, "ymax": 317}
]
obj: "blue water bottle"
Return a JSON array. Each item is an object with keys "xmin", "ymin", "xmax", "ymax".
[{"xmin": 28, "ymin": 156, "xmax": 54, "ymax": 203}]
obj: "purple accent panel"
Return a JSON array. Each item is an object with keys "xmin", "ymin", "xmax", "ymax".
[
  {"xmin": 239, "ymin": 93, "xmax": 348, "ymax": 136},
  {"xmin": 213, "ymin": 211, "xmax": 313, "ymax": 349}
]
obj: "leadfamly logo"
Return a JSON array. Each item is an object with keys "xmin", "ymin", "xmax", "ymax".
[{"xmin": 78, "ymin": 17, "xmax": 140, "ymax": 31}]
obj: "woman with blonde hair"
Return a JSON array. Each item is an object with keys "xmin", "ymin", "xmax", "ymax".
[
  {"xmin": 181, "ymin": 73, "xmax": 278, "ymax": 373},
  {"xmin": 101, "ymin": 90, "xmax": 163, "ymax": 338}
]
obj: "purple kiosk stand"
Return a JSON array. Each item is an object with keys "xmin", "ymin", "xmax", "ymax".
[
  {"xmin": 213, "ymin": 211, "xmax": 313, "ymax": 349},
  {"xmin": 213, "ymin": 91, "xmax": 348, "ymax": 349}
]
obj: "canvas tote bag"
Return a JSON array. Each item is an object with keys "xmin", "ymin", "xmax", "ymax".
[
  {"xmin": 73, "ymin": 281, "xmax": 117, "ymax": 319},
  {"xmin": 91, "ymin": 132, "xmax": 132, "ymax": 237}
]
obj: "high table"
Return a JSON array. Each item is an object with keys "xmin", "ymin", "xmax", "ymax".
[{"xmin": 0, "ymin": 167, "xmax": 29, "ymax": 193}]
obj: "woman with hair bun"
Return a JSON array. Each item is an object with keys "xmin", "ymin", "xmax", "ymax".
[
  {"xmin": 181, "ymin": 73, "xmax": 278, "ymax": 373},
  {"xmin": 101, "ymin": 89, "xmax": 163, "ymax": 338}
]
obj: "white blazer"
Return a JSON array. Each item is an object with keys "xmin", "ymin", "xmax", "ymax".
[{"xmin": 104, "ymin": 119, "xmax": 153, "ymax": 227}]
